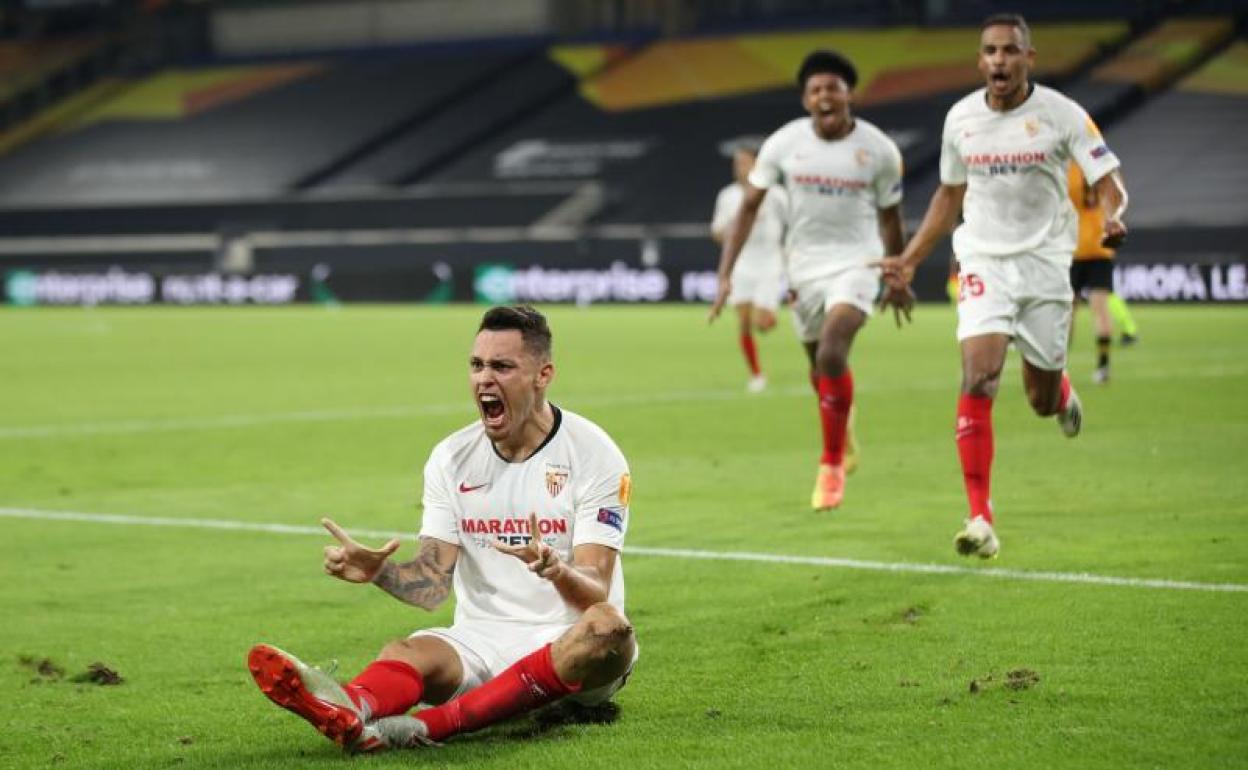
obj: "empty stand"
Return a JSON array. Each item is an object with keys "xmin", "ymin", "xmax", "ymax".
[
  {"xmin": 0, "ymin": 46, "xmax": 537, "ymax": 205},
  {"xmin": 309, "ymin": 52, "xmax": 577, "ymax": 190},
  {"xmin": 424, "ymin": 24, "xmax": 1127, "ymax": 225},
  {"xmin": 1065, "ymin": 17, "xmax": 1236, "ymax": 122},
  {"xmin": 0, "ymin": 184, "xmax": 575, "ymax": 236},
  {"xmin": 1101, "ymin": 38, "xmax": 1248, "ymax": 227},
  {"xmin": 0, "ymin": 16, "xmax": 1240, "ymax": 304}
]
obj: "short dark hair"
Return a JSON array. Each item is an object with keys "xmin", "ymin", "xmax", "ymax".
[
  {"xmin": 797, "ymin": 50, "xmax": 857, "ymax": 90},
  {"xmin": 981, "ymin": 13, "xmax": 1031, "ymax": 46},
  {"xmin": 478, "ymin": 305, "xmax": 552, "ymax": 360}
]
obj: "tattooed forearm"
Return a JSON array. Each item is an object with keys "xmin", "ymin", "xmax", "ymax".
[{"xmin": 372, "ymin": 539, "xmax": 454, "ymax": 610}]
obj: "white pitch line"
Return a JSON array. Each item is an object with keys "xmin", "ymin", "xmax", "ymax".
[
  {"xmin": 2, "ymin": 506, "xmax": 1245, "ymax": 595},
  {"xmin": 634, "ymin": 546, "xmax": 1248, "ymax": 593}
]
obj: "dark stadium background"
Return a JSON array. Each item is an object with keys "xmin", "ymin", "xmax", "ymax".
[{"xmin": 1, "ymin": 0, "xmax": 1244, "ymax": 306}]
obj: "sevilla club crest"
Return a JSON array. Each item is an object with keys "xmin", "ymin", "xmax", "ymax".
[{"xmin": 545, "ymin": 463, "xmax": 571, "ymax": 497}]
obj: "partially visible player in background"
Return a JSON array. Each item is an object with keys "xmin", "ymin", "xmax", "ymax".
[
  {"xmin": 1109, "ymin": 292, "xmax": 1139, "ymax": 346},
  {"xmin": 1068, "ymin": 161, "xmax": 1120, "ymax": 383},
  {"xmin": 879, "ymin": 13, "xmax": 1128, "ymax": 558},
  {"xmin": 710, "ymin": 141, "xmax": 788, "ymax": 393},
  {"xmin": 710, "ymin": 49, "xmax": 907, "ymax": 511}
]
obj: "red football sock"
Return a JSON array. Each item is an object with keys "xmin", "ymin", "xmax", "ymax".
[
  {"xmin": 346, "ymin": 659, "xmax": 425, "ymax": 719},
  {"xmin": 1057, "ymin": 371, "xmax": 1072, "ymax": 413},
  {"xmin": 956, "ymin": 394, "xmax": 995, "ymax": 523},
  {"xmin": 415, "ymin": 643, "xmax": 578, "ymax": 742},
  {"xmin": 816, "ymin": 371, "xmax": 853, "ymax": 466},
  {"xmin": 740, "ymin": 333, "xmax": 761, "ymax": 376}
]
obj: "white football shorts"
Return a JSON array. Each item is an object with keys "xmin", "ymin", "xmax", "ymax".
[
  {"xmin": 789, "ymin": 265, "xmax": 880, "ymax": 343},
  {"xmin": 728, "ymin": 262, "xmax": 784, "ymax": 311},
  {"xmin": 955, "ymin": 252, "xmax": 1073, "ymax": 371},
  {"xmin": 411, "ymin": 619, "xmax": 637, "ymax": 706}
]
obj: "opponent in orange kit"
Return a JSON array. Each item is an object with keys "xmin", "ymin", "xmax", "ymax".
[{"xmin": 1069, "ymin": 161, "xmax": 1123, "ymax": 383}]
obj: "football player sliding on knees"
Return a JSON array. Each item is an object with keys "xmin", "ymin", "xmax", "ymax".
[{"xmin": 246, "ymin": 305, "xmax": 637, "ymax": 753}]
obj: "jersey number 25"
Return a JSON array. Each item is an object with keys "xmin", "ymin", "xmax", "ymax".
[{"xmin": 958, "ymin": 274, "xmax": 985, "ymax": 302}]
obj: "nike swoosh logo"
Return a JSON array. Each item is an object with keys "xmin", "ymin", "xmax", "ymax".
[{"xmin": 458, "ymin": 482, "xmax": 488, "ymax": 493}]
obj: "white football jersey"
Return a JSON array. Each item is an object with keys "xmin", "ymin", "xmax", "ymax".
[
  {"xmin": 940, "ymin": 84, "xmax": 1121, "ymax": 262},
  {"xmin": 749, "ymin": 117, "xmax": 903, "ymax": 285},
  {"xmin": 420, "ymin": 406, "xmax": 630, "ymax": 627},
  {"xmin": 711, "ymin": 181, "xmax": 787, "ymax": 275}
]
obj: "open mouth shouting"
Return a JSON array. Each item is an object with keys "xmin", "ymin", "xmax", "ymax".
[
  {"xmin": 988, "ymin": 70, "xmax": 1012, "ymax": 92},
  {"xmin": 811, "ymin": 101, "xmax": 851, "ymax": 138},
  {"xmin": 479, "ymin": 392, "xmax": 506, "ymax": 432},
  {"xmin": 816, "ymin": 101, "xmax": 842, "ymax": 122}
]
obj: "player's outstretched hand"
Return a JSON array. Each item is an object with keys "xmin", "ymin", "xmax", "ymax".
[
  {"xmin": 707, "ymin": 276, "xmax": 731, "ymax": 324},
  {"xmin": 492, "ymin": 512, "xmax": 567, "ymax": 581},
  {"xmin": 873, "ymin": 256, "xmax": 913, "ymax": 288},
  {"xmin": 1102, "ymin": 218, "xmax": 1127, "ymax": 249},
  {"xmin": 321, "ymin": 517, "xmax": 401, "ymax": 584},
  {"xmin": 877, "ymin": 283, "xmax": 916, "ymax": 328}
]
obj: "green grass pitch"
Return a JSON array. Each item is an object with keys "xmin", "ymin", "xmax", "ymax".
[{"xmin": 1, "ymin": 304, "xmax": 1245, "ymax": 769}]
